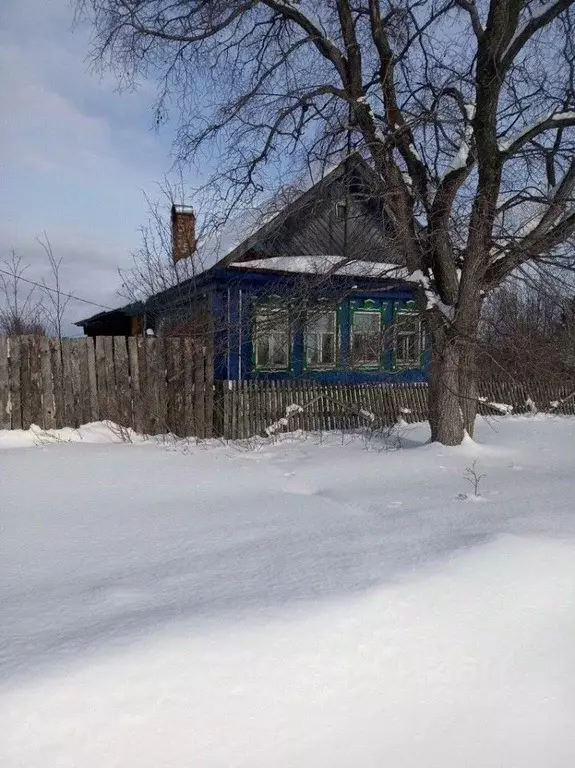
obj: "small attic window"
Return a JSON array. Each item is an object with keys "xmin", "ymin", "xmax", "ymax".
[{"xmin": 335, "ymin": 196, "xmax": 365, "ymax": 220}]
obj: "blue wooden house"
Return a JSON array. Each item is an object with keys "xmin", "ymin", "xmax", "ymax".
[{"xmin": 77, "ymin": 156, "xmax": 429, "ymax": 384}]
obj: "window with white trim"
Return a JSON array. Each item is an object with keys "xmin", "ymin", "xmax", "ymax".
[
  {"xmin": 394, "ymin": 311, "xmax": 424, "ymax": 367},
  {"xmin": 305, "ymin": 310, "xmax": 337, "ymax": 367},
  {"xmin": 254, "ymin": 306, "xmax": 290, "ymax": 369},
  {"xmin": 351, "ymin": 310, "xmax": 381, "ymax": 366}
]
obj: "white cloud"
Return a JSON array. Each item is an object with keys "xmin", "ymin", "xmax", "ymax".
[
  {"xmin": 1, "ymin": 51, "xmax": 112, "ymax": 177},
  {"xmin": 0, "ymin": 0, "xmax": 187, "ymax": 334}
]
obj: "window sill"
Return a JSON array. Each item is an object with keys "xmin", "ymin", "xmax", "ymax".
[
  {"xmin": 394, "ymin": 363, "xmax": 423, "ymax": 371},
  {"xmin": 253, "ymin": 366, "xmax": 291, "ymax": 372}
]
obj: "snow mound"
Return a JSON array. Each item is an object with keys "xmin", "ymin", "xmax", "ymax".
[
  {"xmin": 2, "ymin": 537, "xmax": 575, "ymax": 767},
  {"xmin": 0, "ymin": 421, "xmax": 144, "ymax": 450},
  {"xmin": 3, "ymin": 417, "xmax": 575, "ymax": 766}
]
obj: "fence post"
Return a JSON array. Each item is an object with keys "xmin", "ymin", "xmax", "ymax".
[
  {"xmin": 9, "ymin": 337, "xmax": 22, "ymax": 430},
  {"xmin": 39, "ymin": 336, "xmax": 56, "ymax": 430},
  {"xmin": 0, "ymin": 336, "xmax": 10, "ymax": 430}
]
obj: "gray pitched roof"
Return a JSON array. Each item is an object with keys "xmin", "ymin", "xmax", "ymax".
[
  {"xmin": 76, "ymin": 154, "xmax": 403, "ymax": 328},
  {"xmin": 219, "ymin": 153, "xmax": 399, "ymax": 267}
]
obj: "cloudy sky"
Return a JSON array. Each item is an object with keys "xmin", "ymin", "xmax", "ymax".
[{"xmin": 0, "ymin": 0, "xmax": 185, "ymax": 334}]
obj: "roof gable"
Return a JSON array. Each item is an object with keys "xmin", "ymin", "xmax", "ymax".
[
  {"xmin": 76, "ymin": 155, "xmax": 404, "ymax": 328},
  {"xmin": 220, "ymin": 154, "xmax": 398, "ymax": 268}
]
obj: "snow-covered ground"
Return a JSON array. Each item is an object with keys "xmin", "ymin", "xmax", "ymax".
[{"xmin": 2, "ymin": 417, "xmax": 575, "ymax": 767}]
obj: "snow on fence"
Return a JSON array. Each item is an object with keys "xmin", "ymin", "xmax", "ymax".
[
  {"xmin": 2, "ymin": 334, "xmax": 575, "ymax": 440},
  {"xmin": 0, "ymin": 335, "xmax": 214, "ymax": 438}
]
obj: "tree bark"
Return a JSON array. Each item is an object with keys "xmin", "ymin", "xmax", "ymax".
[
  {"xmin": 428, "ymin": 307, "xmax": 481, "ymax": 445},
  {"xmin": 458, "ymin": 333, "xmax": 479, "ymax": 437},
  {"xmin": 428, "ymin": 326, "xmax": 464, "ymax": 445}
]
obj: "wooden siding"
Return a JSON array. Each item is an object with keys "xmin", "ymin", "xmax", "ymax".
[{"xmin": 234, "ymin": 173, "xmax": 396, "ymax": 264}]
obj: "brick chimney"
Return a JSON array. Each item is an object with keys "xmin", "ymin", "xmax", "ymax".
[{"xmin": 171, "ymin": 204, "xmax": 196, "ymax": 263}]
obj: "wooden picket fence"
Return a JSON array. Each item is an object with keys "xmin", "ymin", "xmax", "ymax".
[
  {"xmin": 2, "ymin": 334, "xmax": 575, "ymax": 441},
  {"xmin": 0, "ymin": 335, "xmax": 214, "ymax": 438},
  {"xmin": 213, "ymin": 380, "xmax": 429, "ymax": 439},
  {"xmin": 214, "ymin": 377, "xmax": 575, "ymax": 439}
]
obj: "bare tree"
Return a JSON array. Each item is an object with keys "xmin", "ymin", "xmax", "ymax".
[
  {"xmin": 479, "ymin": 269, "xmax": 575, "ymax": 384},
  {"xmin": 0, "ymin": 251, "xmax": 47, "ymax": 335},
  {"xmin": 119, "ymin": 191, "xmax": 204, "ymax": 304},
  {"xmin": 36, "ymin": 233, "xmax": 72, "ymax": 340},
  {"xmin": 79, "ymin": 0, "xmax": 575, "ymax": 444}
]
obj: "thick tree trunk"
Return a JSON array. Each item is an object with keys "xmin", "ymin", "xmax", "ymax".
[
  {"xmin": 428, "ymin": 327, "xmax": 465, "ymax": 445},
  {"xmin": 458, "ymin": 333, "xmax": 479, "ymax": 437},
  {"xmin": 427, "ymin": 309, "xmax": 480, "ymax": 445}
]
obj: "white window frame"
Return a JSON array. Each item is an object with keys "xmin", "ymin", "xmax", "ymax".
[
  {"xmin": 254, "ymin": 306, "xmax": 290, "ymax": 370},
  {"xmin": 351, "ymin": 309, "xmax": 382, "ymax": 368},
  {"xmin": 394, "ymin": 310, "xmax": 424, "ymax": 368},
  {"xmin": 305, "ymin": 310, "xmax": 337, "ymax": 369}
]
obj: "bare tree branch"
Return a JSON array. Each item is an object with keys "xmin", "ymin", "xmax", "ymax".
[
  {"xmin": 500, "ymin": 110, "xmax": 575, "ymax": 157},
  {"xmin": 77, "ymin": 0, "xmax": 575, "ymax": 445},
  {"xmin": 502, "ymin": 0, "xmax": 575, "ymax": 68},
  {"xmin": 453, "ymin": 0, "xmax": 484, "ymax": 39}
]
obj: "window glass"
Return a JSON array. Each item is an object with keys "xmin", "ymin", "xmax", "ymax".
[
  {"xmin": 352, "ymin": 310, "xmax": 381, "ymax": 366},
  {"xmin": 254, "ymin": 307, "xmax": 290, "ymax": 368},
  {"xmin": 394, "ymin": 310, "xmax": 423, "ymax": 367},
  {"xmin": 306, "ymin": 310, "xmax": 337, "ymax": 367}
]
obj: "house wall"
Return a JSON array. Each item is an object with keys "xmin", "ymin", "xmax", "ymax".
[{"xmin": 212, "ymin": 273, "xmax": 429, "ymax": 384}]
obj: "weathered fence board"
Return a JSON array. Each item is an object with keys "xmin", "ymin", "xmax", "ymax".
[
  {"xmin": 8, "ymin": 337, "xmax": 21, "ymax": 430},
  {"xmin": 70, "ymin": 340, "xmax": 83, "ymax": 427},
  {"xmin": 86, "ymin": 337, "xmax": 99, "ymax": 422},
  {"xmin": 137, "ymin": 336, "xmax": 150, "ymax": 433},
  {"xmin": 61, "ymin": 340, "xmax": 75, "ymax": 426},
  {"xmin": 128, "ymin": 337, "xmax": 142, "ymax": 433},
  {"xmin": 193, "ymin": 342, "xmax": 206, "ymax": 438},
  {"xmin": 29, "ymin": 336, "xmax": 43, "ymax": 428},
  {"xmin": 144, "ymin": 337, "xmax": 160, "ymax": 434},
  {"xmin": 165, "ymin": 337, "xmax": 178, "ymax": 435},
  {"xmin": 38, "ymin": 336, "xmax": 55, "ymax": 429},
  {"xmin": 182, "ymin": 338, "xmax": 194, "ymax": 437},
  {"xmin": 50, "ymin": 339, "xmax": 64, "ymax": 428},
  {"xmin": 0, "ymin": 334, "xmax": 214, "ymax": 437},
  {"xmin": 0, "ymin": 336, "xmax": 10, "ymax": 430},
  {"xmin": 103, "ymin": 337, "xmax": 116, "ymax": 421},
  {"xmin": 113, "ymin": 336, "xmax": 132, "ymax": 428},
  {"xmin": 20, "ymin": 337, "xmax": 32, "ymax": 430},
  {"xmin": 77, "ymin": 339, "xmax": 91, "ymax": 425},
  {"xmin": 94, "ymin": 336, "xmax": 108, "ymax": 422},
  {"xmin": 155, "ymin": 337, "xmax": 168, "ymax": 432}
]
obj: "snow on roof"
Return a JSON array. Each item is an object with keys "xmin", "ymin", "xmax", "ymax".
[{"xmin": 229, "ymin": 255, "xmax": 414, "ymax": 281}]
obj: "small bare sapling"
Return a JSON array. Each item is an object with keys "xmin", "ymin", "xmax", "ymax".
[{"xmin": 459, "ymin": 460, "xmax": 487, "ymax": 500}]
